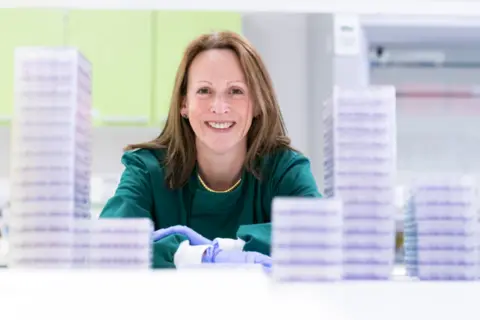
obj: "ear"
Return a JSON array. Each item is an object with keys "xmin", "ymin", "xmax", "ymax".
[{"xmin": 180, "ymin": 98, "xmax": 188, "ymax": 118}]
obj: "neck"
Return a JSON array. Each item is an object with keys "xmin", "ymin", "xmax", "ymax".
[{"xmin": 196, "ymin": 141, "xmax": 246, "ymax": 191}]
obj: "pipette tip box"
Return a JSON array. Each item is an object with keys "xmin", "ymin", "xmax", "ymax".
[
  {"xmin": 404, "ymin": 176, "xmax": 480, "ymax": 281},
  {"xmin": 271, "ymin": 197, "xmax": 344, "ymax": 282}
]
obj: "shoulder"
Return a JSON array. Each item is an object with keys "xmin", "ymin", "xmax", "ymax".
[
  {"xmin": 121, "ymin": 148, "xmax": 166, "ymax": 177},
  {"xmin": 259, "ymin": 147, "xmax": 320, "ymax": 197},
  {"xmin": 260, "ymin": 147, "xmax": 311, "ymax": 176}
]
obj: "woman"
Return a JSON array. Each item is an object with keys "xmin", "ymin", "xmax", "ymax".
[{"xmin": 100, "ymin": 31, "xmax": 321, "ymax": 269}]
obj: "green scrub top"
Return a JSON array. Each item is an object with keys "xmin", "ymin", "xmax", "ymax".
[{"xmin": 99, "ymin": 147, "xmax": 321, "ymax": 268}]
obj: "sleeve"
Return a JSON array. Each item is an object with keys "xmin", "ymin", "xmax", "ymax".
[
  {"xmin": 100, "ymin": 151, "xmax": 209, "ymax": 269},
  {"xmin": 237, "ymin": 152, "xmax": 322, "ymax": 256},
  {"xmin": 274, "ymin": 152, "xmax": 321, "ymax": 198},
  {"xmin": 99, "ymin": 151, "xmax": 154, "ymax": 220},
  {"xmin": 237, "ymin": 223, "xmax": 271, "ymax": 256}
]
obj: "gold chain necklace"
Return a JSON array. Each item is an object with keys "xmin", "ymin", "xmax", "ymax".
[{"xmin": 197, "ymin": 174, "xmax": 241, "ymax": 193}]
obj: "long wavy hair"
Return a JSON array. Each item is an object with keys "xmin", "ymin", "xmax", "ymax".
[{"xmin": 126, "ymin": 31, "xmax": 292, "ymax": 189}]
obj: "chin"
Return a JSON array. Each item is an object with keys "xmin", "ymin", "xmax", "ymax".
[
  {"xmin": 205, "ymin": 143, "xmax": 239, "ymax": 155},
  {"xmin": 196, "ymin": 130, "xmax": 247, "ymax": 155},
  {"xmin": 199, "ymin": 136, "xmax": 244, "ymax": 154}
]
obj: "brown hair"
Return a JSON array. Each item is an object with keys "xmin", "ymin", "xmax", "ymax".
[{"xmin": 126, "ymin": 30, "xmax": 292, "ymax": 189}]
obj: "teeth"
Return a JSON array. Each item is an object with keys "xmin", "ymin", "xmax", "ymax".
[{"xmin": 208, "ymin": 122, "xmax": 233, "ymax": 129}]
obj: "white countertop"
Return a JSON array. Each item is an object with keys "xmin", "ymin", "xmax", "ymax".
[{"xmin": 0, "ymin": 267, "xmax": 477, "ymax": 320}]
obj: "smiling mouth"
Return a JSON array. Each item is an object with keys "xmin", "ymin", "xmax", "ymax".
[{"xmin": 206, "ymin": 121, "xmax": 235, "ymax": 130}]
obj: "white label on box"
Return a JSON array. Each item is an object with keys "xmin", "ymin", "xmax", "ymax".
[{"xmin": 333, "ymin": 14, "xmax": 361, "ymax": 56}]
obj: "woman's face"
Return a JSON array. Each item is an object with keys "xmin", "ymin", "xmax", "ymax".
[{"xmin": 181, "ymin": 49, "xmax": 253, "ymax": 155}]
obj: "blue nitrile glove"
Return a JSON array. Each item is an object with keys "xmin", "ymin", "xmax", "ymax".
[
  {"xmin": 202, "ymin": 239, "xmax": 272, "ymax": 271},
  {"xmin": 152, "ymin": 226, "xmax": 212, "ymax": 246}
]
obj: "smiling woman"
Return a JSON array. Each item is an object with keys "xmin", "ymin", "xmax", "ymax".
[{"xmin": 99, "ymin": 30, "xmax": 321, "ymax": 269}]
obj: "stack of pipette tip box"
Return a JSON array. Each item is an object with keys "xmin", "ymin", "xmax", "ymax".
[
  {"xmin": 271, "ymin": 197, "xmax": 343, "ymax": 282},
  {"xmin": 323, "ymin": 86, "xmax": 397, "ymax": 280},
  {"xmin": 8, "ymin": 47, "xmax": 153, "ymax": 269},
  {"xmin": 8, "ymin": 47, "xmax": 93, "ymax": 268},
  {"xmin": 404, "ymin": 176, "xmax": 479, "ymax": 281}
]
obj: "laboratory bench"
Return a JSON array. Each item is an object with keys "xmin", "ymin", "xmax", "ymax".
[{"xmin": 0, "ymin": 267, "xmax": 478, "ymax": 320}]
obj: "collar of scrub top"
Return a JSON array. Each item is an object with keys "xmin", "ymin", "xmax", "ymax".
[{"xmin": 189, "ymin": 164, "xmax": 246, "ymax": 194}]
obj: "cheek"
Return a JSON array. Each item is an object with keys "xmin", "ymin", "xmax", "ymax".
[
  {"xmin": 235, "ymin": 101, "xmax": 254, "ymax": 134},
  {"xmin": 188, "ymin": 99, "xmax": 210, "ymax": 119},
  {"xmin": 236, "ymin": 101, "xmax": 253, "ymax": 121}
]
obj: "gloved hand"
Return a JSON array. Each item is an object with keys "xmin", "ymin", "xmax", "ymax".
[
  {"xmin": 202, "ymin": 239, "xmax": 272, "ymax": 272},
  {"xmin": 152, "ymin": 226, "xmax": 212, "ymax": 246}
]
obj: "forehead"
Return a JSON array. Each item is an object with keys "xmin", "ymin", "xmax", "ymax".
[{"xmin": 188, "ymin": 49, "xmax": 245, "ymax": 82}]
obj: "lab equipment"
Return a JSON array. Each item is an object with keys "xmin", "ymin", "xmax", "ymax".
[
  {"xmin": 88, "ymin": 218, "xmax": 153, "ymax": 269},
  {"xmin": 404, "ymin": 176, "xmax": 479, "ymax": 281},
  {"xmin": 0, "ymin": 180, "xmax": 9, "ymax": 240},
  {"xmin": 403, "ymin": 194, "xmax": 417, "ymax": 278},
  {"xmin": 8, "ymin": 47, "xmax": 92, "ymax": 268},
  {"xmin": 271, "ymin": 197, "xmax": 344, "ymax": 282},
  {"xmin": 202, "ymin": 239, "xmax": 272, "ymax": 269},
  {"xmin": 152, "ymin": 225, "xmax": 212, "ymax": 245},
  {"xmin": 323, "ymin": 86, "xmax": 397, "ymax": 280}
]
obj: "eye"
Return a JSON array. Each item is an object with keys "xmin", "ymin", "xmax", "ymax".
[
  {"xmin": 197, "ymin": 87, "xmax": 211, "ymax": 95},
  {"xmin": 230, "ymin": 87, "xmax": 244, "ymax": 95}
]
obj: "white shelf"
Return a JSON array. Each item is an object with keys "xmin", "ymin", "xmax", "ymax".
[
  {"xmin": 2, "ymin": 0, "xmax": 480, "ymax": 17},
  {"xmin": 361, "ymin": 14, "xmax": 480, "ymax": 28}
]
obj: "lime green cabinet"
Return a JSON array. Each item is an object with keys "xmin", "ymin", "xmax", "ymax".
[
  {"xmin": 67, "ymin": 10, "xmax": 153, "ymax": 126},
  {"xmin": 0, "ymin": 9, "xmax": 65, "ymax": 123},
  {"xmin": 153, "ymin": 12, "xmax": 242, "ymax": 125}
]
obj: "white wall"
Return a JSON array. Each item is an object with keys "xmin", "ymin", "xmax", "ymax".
[{"xmin": 242, "ymin": 13, "xmax": 310, "ymax": 158}]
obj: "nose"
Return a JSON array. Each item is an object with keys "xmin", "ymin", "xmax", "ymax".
[{"xmin": 211, "ymin": 95, "xmax": 229, "ymax": 114}]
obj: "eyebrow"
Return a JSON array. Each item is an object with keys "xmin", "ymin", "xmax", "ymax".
[
  {"xmin": 195, "ymin": 80, "xmax": 246, "ymax": 85},
  {"xmin": 227, "ymin": 80, "xmax": 246, "ymax": 85}
]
